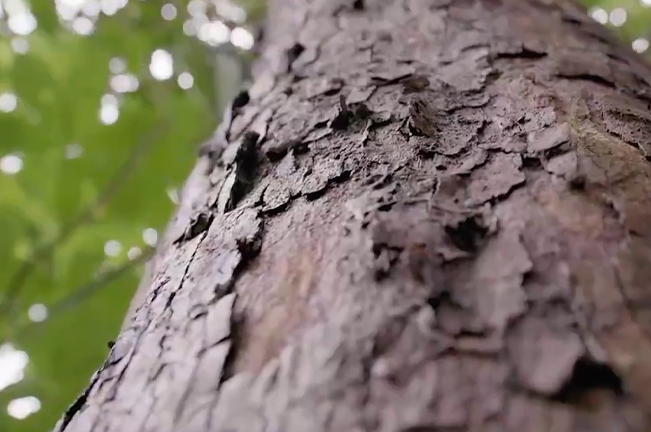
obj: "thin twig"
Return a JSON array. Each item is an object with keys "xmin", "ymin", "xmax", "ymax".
[
  {"xmin": 47, "ymin": 248, "xmax": 154, "ymax": 317},
  {"xmin": 11, "ymin": 247, "xmax": 154, "ymax": 340}
]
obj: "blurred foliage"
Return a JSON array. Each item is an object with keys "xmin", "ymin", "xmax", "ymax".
[
  {"xmin": 0, "ymin": 0, "xmax": 264, "ymax": 430},
  {"xmin": 583, "ymin": 0, "xmax": 651, "ymax": 46},
  {"xmin": 0, "ymin": 0, "xmax": 647, "ymax": 431}
]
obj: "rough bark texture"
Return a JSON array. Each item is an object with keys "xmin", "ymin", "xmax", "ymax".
[{"xmin": 55, "ymin": 0, "xmax": 651, "ymax": 431}]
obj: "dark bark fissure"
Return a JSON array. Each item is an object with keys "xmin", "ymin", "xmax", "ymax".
[{"xmin": 54, "ymin": 0, "xmax": 651, "ymax": 431}]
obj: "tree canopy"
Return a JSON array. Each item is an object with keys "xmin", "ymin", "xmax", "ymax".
[{"xmin": 0, "ymin": 0, "xmax": 648, "ymax": 431}]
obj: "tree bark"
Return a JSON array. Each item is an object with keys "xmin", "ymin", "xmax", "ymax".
[{"xmin": 55, "ymin": 0, "xmax": 651, "ymax": 431}]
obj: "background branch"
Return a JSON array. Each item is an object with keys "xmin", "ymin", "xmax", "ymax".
[
  {"xmin": 10, "ymin": 247, "xmax": 154, "ymax": 341},
  {"xmin": 0, "ymin": 124, "xmax": 168, "ymax": 320}
]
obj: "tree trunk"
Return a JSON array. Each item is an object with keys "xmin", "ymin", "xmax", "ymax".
[{"xmin": 55, "ymin": 0, "xmax": 651, "ymax": 431}]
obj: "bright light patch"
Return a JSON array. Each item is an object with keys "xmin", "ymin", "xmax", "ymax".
[
  {"xmin": 183, "ymin": 20, "xmax": 196, "ymax": 36},
  {"xmin": 100, "ymin": 0, "xmax": 121, "ymax": 16},
  {"xmin": 633, "ymin": 37, "xmax": 649, "ymax": 53},
  {"xmin": 589, "ymin": 7, "xmax": 608, "ymax": 24},
  {"xmin": 99, "ymin": 94, "xmax": 119, "ymax": 125},
  {"xmin": 161, "ymin": 3, "xmax": 177, "ymax": 20},
  {"xmin": 214, "ymin": 0, "xmax": 246, "ymax": 23},
  {"xmin": 8, "ymin": 12, "xmax": 37, "ymax": 36},
  {"xmin": 82, "ymin": 0, "xmax": 101, "ymax": 17},
  {"xmin": 104, "ymin": 240, "xmax": 122, "ymax": 257},
  {"xmin": 187, "ymin": 0, "xmax": 207, "ymax": 17},
  {"xmin": 0, "ymin": 154, "xmax": 23, "ymax": 175},
  {"xmin": 0, "ymin": 344, "xmax": 28, "ymax": 392},
  {"xmin": 177, "ymin": 72, "xmax": 194, "ymax": 90},
  {"xmin": 109, "ymin": 57, "xmax": 127, "ymax": 74},
  {"xmin": 65, "ymin": 143, "xmax": 84, "ymax": 159},
  {"xmin": 28, "ymin": 304, "xmax": 48, "ymax": 322},
  {"xmin": 0, "ymin": 92, "xmax": 18, "ymax": 112},
  {"xmin": 609, "ymin": 8, "xmax": 627, "ymax": 27},
  {"xmin": 198, "ymin": 20, "xmax": 229, "ymax": 46},
  {"xmin": 102, "ymin": 93, "xmax": 118, "ymax": 106},
  {"xmin": 58, "ymin": 0, "xmax": 87, "ymax": 8},
  {"xmin": 127, "ymin": 247, "xmax": 142, "ymax": 260},
  {"xmin": 110, "ymin": 74, "xmax": 139, "ymax": 93},
  {"xmin": 231, "ymin": 27, "xmax": 254, "ymax": 50},
  {"xmin": 143, "ymin": 228, "xmax": 158, "ymax": 246},
  {"xmin": 100, "ymin": 104, "xmax": 118, "ymax": 125},
  {"xmin": 11, "ymin": 38, "xmax": 29, "ymax": 54},
  {"xmin": 72, "ymin": 16, "xmax": 94, "ymax": 35},
  {"xmin": 7, "ymin": 396, "xmax": 40, "ymax": 420},
  {"xmin": 149, "ymin": 49, "xmax": 174, "ymax": 81}
]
